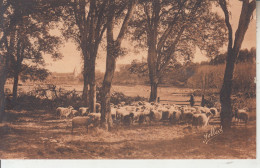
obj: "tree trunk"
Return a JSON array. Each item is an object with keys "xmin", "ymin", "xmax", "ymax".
[
  {"xmin": 88, "ymin": 57, "xmax": 96, "ymax": 113},
  {"xmin": 12, "ymin": 68, "xmax": 19, "ymax": 102},
  {"xmin": 82, "ymin": 59, "xmax": 89, "ymax": 106},
  {"xmin": 147, "ymin": 35, "xmax": 158, "ymax": 102},
  {"xmin": 0, "ymin": 56, "xmax": 8, "ymax": 122},
  {"xmin": 220, "ymin": 50, "xmax": 236, "ymax": 130},
  {"xmin": 100, "ymin": 0, "xmax": 136, "ymax": 130},
  {"xmin": 82, "ymin": 79, "xmax": 89, "ymax": 106},
  {"xmin": 92, "ymin": 83, "xmax": 97, "ymax": 111},
  {"xmin": 100, "ymin": 49, "xmax": 116, "ymax": 130},
  {"xmin": 89, "ymin": 81, "xmax": 96, "ymax": 113},
  {"xmin": 150, "ymin": 81, "xmax": 158, "ymax": 102},
  {"xmin": 219, "ymin": 0, "xmax": 256, "ymax": 131},
  {"xmin": 12, "ymin": 37, "xmax": 22, "ymax": 103}
]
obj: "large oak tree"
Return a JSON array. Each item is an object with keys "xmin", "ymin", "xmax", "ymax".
[
  {"xmin": 0, "ymin": 0, "xmax": 68, "ymax": 122},
  {"xmin": 218, "ymin": 0, "xmax": 256, "ymax": 130},
  {"xmin": 8, "ymin": 13, "xmax": 62, "ymax": 103},
  {"xmin": 100, "ymin": 0, "xmax": 136, "ymax": 130},
  {"xmin": 130, "ymin": 0, "xmax": 227, "ymax": 102},
  {"xmin": 62, "ymin": 0, "xmax": 108, "ymax": 112}
]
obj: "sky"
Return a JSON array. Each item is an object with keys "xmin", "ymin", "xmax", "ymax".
[{"xmin": 43, "ymin": 0, "xmax": 256, "ymax": 73}]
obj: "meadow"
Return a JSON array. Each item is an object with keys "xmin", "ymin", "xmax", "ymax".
[{"xmin": 0, "ymin": 84, "xmax": 256, "ymax": 159}]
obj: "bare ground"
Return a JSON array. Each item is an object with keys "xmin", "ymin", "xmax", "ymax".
[{"xmin": 0, "ymin": 109, "xmax": 256, "ymax": 159}]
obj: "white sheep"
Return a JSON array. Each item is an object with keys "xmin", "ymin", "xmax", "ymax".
[
  {"xmin": 142, "ymin": 109, "xmax": 151, "ymax": 115},
  {"xmin": 192, "ymin": 113, "xmax": 211, "ymax": 127},
  {"xmin": 181, "ymin": 106, "xmax": 191, "ymax": 113},
  {"xmin": 116, "ymin": 107, "xmax": 131, "ymax": 120},
  {"xmin": 122, "ymin": 113, "xmax": 134, "ymax": 125},
  {"xmin": 79, "ymin": 107, "xmax": 89, "ymax": 116},
  {"xmin": 149, "ymin": 109, "xmax": 162, "ymax": 122},
  {"xmin": 209, "ymin": 107, "xmax": 219, "ymax": 117},
  {"xmin": 56, "ymin": 107, "xmax": 64, "ymax": 118},
  {"xmin": 197, "ymin": 106, "xmax": 206, "ymax": 113},
  {"xmin": 56, "ymin": 106, "xmax": 73, "ymax": 119},
  {"xmin": 169, "ymin": 110, "xmax": 182, "ymax": 124},
  {"xmin": 202, "ymin": 107, "xmax": 212, "ymax": 117},
  {"xmin": 161, "ymin": 105, "xmax": 177, "ymax": 120},
  {"xmin": 182, "ymin": 111, "xmax": 193, "ymax": 124},
  {"xmin": 88, "ymin": 112, "xmax": 101, "ymax": 121},
  {"xmin": 136, "ymin": 108, "xmax": 151, "ymax": 124},
  {"xmin": 71, "ymin": 109, "xmax": 80, "ymax": 117},
  {"xmin": 88, "ymin": 113, "xmax": 101, "ymax": 127},
  {"xmin": 204, "ymin": 107, "xmax": 211, "ymax": 113},
  {"xmin": 71, "ymin": 116, "xmax": 93, "ymax": 133},
  {"xmin": 189, "ymin": 107, "xmax": 197, "ymax": 113},
  {"xmin": 130, "ymin": 111, "xmax": 147, "ymax": 124},
  {"xmin": 111, "ymin": 107, "xmax": 117, "ymax": 120},
  {"xmin": 234, "ymin": 108, "xmax": 249, "ymax": 124},
  {"xmin": 71, "ymin": 114, "xmax": 101, "ymax": 134},
  {"xmin": 131, "ymin": 111, "xmax": 142, "ymax": 121}
]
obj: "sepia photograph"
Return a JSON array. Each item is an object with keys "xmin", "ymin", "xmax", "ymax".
[{"xmin": 0, "ymin": 0, "xmax": 257, "ymax": 160}]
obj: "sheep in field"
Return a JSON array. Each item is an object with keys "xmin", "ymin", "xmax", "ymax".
[
  {"xmin": 79, "ymin": 107, "xmax": 89, "ymax": 116},
  {"xmin": 56, "ymin": 106, "xmax": 74, "ymax": 119},
  {"xmin": 169, "ymin": 110, "xmax": 182, "ymax": 124},
  {"xmin": 96, "ymin": 103, "xmax": 101, "ymax": 113},
  {"xmin": 192, "ymin": 113, "xmax": 211, "ymax": 127},
  {"xmin": 71, "ymin": 113, "xmax": 101, "ymax": 134},
  {"xmin": 110, "ymin": 107, "xmax": 117, "ymax": 120},
  {"xmin": 234, "ymin": 108, "xmax": 249, "ymax": 124},
  {"xmin": 182, "ymin": 111, "xmax": 193, "ymax": 124},
  {"xmin": 149, "ymin": 110, "xmax": 162, "ymax": 122},
  {"xmin": 88, "ymin": 112, "xmax": 101, "ymax": 124},
  {"xmin": 71, "ymin": 109, "xmax": 80, "ymax": 117},
  {"xmin": 209, "ymin": 107, "xmax": 219, "ymax": 117},
  {"xmin": 116, "ymin": 107, "xmax": 131, "ymax": 122},
  {"xmin": 71, "ymin": 116, "xmax": 93, "ymax": 133}
]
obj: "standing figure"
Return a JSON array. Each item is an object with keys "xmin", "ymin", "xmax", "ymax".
[
  {"xmin": 189, "ymin": 94, "xmax": 195, "ymax": 107},
  {"xmin": 201, "ymin": 95, "xmax": 206, "ymax": 107}
]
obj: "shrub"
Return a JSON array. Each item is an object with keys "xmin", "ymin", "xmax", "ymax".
[
  {"xmin": 233, "ymin": 62, "xmax": 256, "ymax": 97},
  {"xmin": 187, "ymin": 64, "xmax": 224, "ymax": 90},
  {"xmin": 110, "ymin": 91, "xmax": 147, "ymax": 105},
  {"xmin": 6, "ymin": 84, "xmax": 147, "ymax": 112},
  {"xmin": 6, "ymin": 85, "xmax": 84, "ymax": 111},
  {"xmin": 187, "ymin": 62, "xmax": 255, "ymax": 97}
]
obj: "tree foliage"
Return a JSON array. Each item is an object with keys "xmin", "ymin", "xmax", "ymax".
[
  {"xmin": 128, "ymin": 0, "xmax": 227, "ymax": 101},
  {"xmin": 61, "ymin": 0, "xmax": 110, "ymax": 111},
  {"xmin": 0, "ymin": 0, "xmax": 67, "ymax": 120},
  {"xmin": 210, "ymin": 47, "xmax": 256, "ymax": 65}
]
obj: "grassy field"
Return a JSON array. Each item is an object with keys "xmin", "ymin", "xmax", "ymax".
[{"xmin": 1, "ymin": 84, "xmax": 256, "ymax": 159}]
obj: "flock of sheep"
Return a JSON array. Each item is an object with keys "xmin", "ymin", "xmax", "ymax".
[{"xmin": 56, "ymin": 101, "xmax": 249, "ymax": 133}]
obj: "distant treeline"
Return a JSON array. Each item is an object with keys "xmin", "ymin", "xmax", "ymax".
[{"xmin": 77, "ymin": 48, "xmax": 255, "ymax": 96}]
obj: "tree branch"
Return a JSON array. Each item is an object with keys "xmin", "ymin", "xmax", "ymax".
[
  {"xmin": 116, "ymin": 0, "xmax": 136, "ymax": 44},
  {"xmin": 219, "ymin": 0, "xmax": 233, "ymax": 52},
  {"xmin": 157, "ymin": 8, "xmax": 182, "ymax": 53},
  {"xmin": 158, "ymin": 26, "xmax": 185, "ymax": 76},
  {"xmin": 107, "ymin": 0, "xmax": 115, "ymax": 43},
  {"xmin": 233, "ymin": 0, "xmax": 255, "ymax": 54},
  {"xmin": 143, "ymin": 3, "xmax": 151, "ymax": 33}
]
